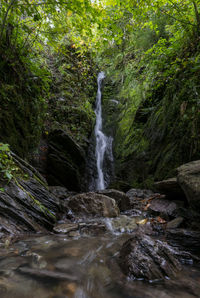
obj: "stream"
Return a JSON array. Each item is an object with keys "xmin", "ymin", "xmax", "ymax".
[
  {"xmin": 94, "ymin": 72, "xmax": 113, "ymax": 190},
  {"xmin": 0, "ymin": 217, "xmax": 200, "ymax": 298}
]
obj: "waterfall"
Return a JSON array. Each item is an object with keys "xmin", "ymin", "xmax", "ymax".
[{"xmin": 94, "ymin": 72, "xmax": 113, "ymax": 190}]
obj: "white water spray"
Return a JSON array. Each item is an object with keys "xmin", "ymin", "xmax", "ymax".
[{"xmin": 94, "ymin": 72, "xmax": 113, "ymax": 190}]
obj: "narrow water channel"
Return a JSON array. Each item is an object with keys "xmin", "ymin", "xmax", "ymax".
[
  {"xmin": 94, "ymin": 72, "xmax": 113, "ymax": 190},
  {"xmin": 0, "ymin": 220, "xmax": 200, "ymax": 298}
]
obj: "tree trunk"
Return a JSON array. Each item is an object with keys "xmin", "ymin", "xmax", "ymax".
[{"xmin": 192, "ymin": 0, "xmax": 200, "ymax": 35}]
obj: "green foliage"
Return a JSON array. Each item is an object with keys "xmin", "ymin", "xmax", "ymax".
[
  {"xmin": 0, "ymin": 0, "xmax": 99, "ymax": 156},
  {"xmin": 47, "ymin": 43, "xmax": 96, "ymax": 146},
  {"xmin": 0, "ymin": 143, "xmax": 19, "ymax": 182},
  {"xmin": 91, "ymin": 0, "xmax": 200, "ymax": 187},
  {"xmin": 1, "ymin": 0, "xmax": 200, "ymax": 188},
  {"xmin": 0, "ymin": 40, "xmax": 50, "ymax": 156}
]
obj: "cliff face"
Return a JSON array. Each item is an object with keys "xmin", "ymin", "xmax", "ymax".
[
  {"xmin": 101, "ymin": 37, "xmax": 200, "ymax": 190},
  {"xmin": 46, "ymin": 45, "xmax": 97, "ymax": 149},
  {"xmin": 0, "ymin": 41, "xmax": 48, "ymax": 158},
  {"xmin": 0, "ymin": 40, "xmax": 97, "ymax": 191},
  {"xmin": 113, "ymin": 59, "xmax": 200, "ymax": 189}
]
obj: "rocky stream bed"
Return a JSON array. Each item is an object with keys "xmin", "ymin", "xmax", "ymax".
[{"xmin": 0, "ymin": 157, "xmax": 200, "ymax": 297}]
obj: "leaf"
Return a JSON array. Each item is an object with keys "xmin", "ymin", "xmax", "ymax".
[
  {"xmin": 5, "ymin": 172, "xmax": 12, "ymax": 181},
  {"xmin": 0, "ymin": 143, "xmax": 10, "ymax": 152},
  {"xmin": 156, "ymin": 216, "xmax": 166, "ymax": 224},
  {"xmin": 67, "ymin": 10, "xmax": 73, "ymax": 17},
  {"xmin": 136, "ymin": 218, "xmax": 148, "ymax": 225},
  {"xmin": 144, "ymin": 203, "xmax": 151, "ymax": 211}
]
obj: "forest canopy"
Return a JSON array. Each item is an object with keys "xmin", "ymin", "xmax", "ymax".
[{"xmin": 1, "ymin": 0, "xmax": 200, "ymax": 185}]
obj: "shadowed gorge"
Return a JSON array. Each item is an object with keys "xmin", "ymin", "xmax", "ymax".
[{"xmin": 0, "ymin": 0, "xmax": 200, "ymax": 297}]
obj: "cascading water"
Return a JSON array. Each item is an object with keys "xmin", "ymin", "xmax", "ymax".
[{"xmin": 94, "ymin": 72, "xmax": 113, "ymax": 190}]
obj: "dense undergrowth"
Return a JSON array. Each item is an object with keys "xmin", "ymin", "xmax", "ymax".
[
  {"xmin": 0, "ymin": 0, "xmax": 200, "ymax": 189},
  {"xmin": 96, "ymin": 4, "xmax": 200, "ymax": 188},
  {"xmin": 47, "ymin": 43, "xmax": 96, "ymax": 148},
  {"xmin": 0, "ymin": 40, "xmax": 49, "ymax": 157}
]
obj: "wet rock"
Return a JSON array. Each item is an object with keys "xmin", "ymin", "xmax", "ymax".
[
  {"xmin": 168, "ymin": 206, "xmax": 200, "ymax": 228},
  {"xmin": 47, "ymin": 129, "xmax": 86, "ymax": 191},
  {"xmin": 126, "ymin": 188, "xmax": 159, "ymax": 210},
  {"xmin": 166, "ymin": 217, "xmax": 184, "ymax": 229},
  {"xmin": 79, "ymin": 222, "xmax": 106, "ymax": 236},
  {"xmin": 29, "ymin": 253, "xmax": 47, "ymax": 269},
  {"xmin": 49, "ymin": 186, "xmax": 74, "ymax": 200},
  {"xmin": 49, "ymin": 186, "xmax": 78, "ymax": 212},
  {"xmin": 54, "ymin": 221, "xmax": 107, "ymax": 236},
  {"xmin": 67, "ymin": 192, "xmax": 119, "ymax": 217},
  {"xmin": 166, "ymin": 228, "xmax": 200, "ymax": 253},
  {"xmin": 123, "ymin": 209, "xmax": 143, "ymax": 217},
  {"xmin": 119, "ymin": 234, "xmax": 182, "ymax": 280},
  {"xmin": 147, "ymin": 198, "xmax": 181, "ymax": 219},
  {"xmin": 154, "ymin": 178, "xmax": 186, "ymax": 200},
  {"xmin": 0, "ymin": 256, "xmax": 26, "ymax": 272},
  {"xmin": 0, "ymin": 177, "xmax": 60, "ymax": 235},
  {"xmin": 53, "ymin": 223, "xmax": 79, "ymax": 234},
  {"xmin": 11, "ymin": 152, "xmax": 47, "ymax": 185},
  {"xmin": 54, "ymin": 258, "xmax": 76, "ymax": 272},
  {"xmin": 135, "ymin": 221, "xmax": 158, "ymax": 237},
  {"xmin": 177, "ymin": 160, "xmax": 200, "ymax": 210},
  {"xmin": 0, "ymin": 150, "xmax": 61, "ymax": 236},
  {"xmin": 97, "ymin": 189, "xmax": 131, "ymax": 211},
  {"xmin": 126, "ymin": 189, "xmax": 154, "ymax": 199},
  {"xmin": 106, "ymin": 215, "xmax": 140, "ymax": 233},
  {"xmin": 68, "ymin": 231, "xmax": 80, "ymax": 238}
]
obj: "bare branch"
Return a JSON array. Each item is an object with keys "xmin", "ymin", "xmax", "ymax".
[{"xmin": 0, "ymin": 0, "xmax": 17, "ymax": 41}]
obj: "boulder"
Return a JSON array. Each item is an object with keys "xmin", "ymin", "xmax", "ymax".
[
  {"xmin": 97, "ymin": 189, "xmax": 131, "ymax": 211},
  {"xmin": 147, "ymin": 198, "xmax": 182, "ymax": 219},
  {"xmin": 0, "ymin": 177, "xmax": 61, "ymax": 237},
  {"xmin": 154, "ymin": 178, "xmax": 186, "ymax": 200},
  {"xmin": 0, "ymin": 150, "xmax": 63, "ymax": 238},
  {"xmin": 166, "ymin": 228, "xmax": 200, "ymax": 254},
  {"xmin": 177, "ymin": 160, "xmax": 200, "ymax": 210},
  {"xmin": 67, "ymin": 192, "xmax": 120, "ymax": 218},
  {"xmin": 119, "ymin": 234, "xmax": 182, "ymax": 280},
  {"xmin": 47, "ymin": 129, "xmax": 86, "ymax": 191}
]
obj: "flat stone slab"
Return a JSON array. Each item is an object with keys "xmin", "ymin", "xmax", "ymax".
[
  {"xmin": 177, "ymin": 160, "xmax": 200, "ymax": 209},
  {"xmin": 148, "ymin": 198, "xmax": 180, "ymax": 218},
  {"xmin": 154, "ymin": 178, "xmax": 185, "ymax": 199},
  {"xmin": 53, "ymin": 223, "xmax": 79, "ymax": 234}
]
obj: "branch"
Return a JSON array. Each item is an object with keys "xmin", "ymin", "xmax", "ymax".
[
  {"xmin": 192, "ymin": 0, "xmax": 200, "ymax": 34},
  {"xmin": 159, "ymin": 7, "xmax": 196, "ymax": 28},
  {"xmin": 0, "ymin": 0, "xmax": 17, "ymax": 41}
]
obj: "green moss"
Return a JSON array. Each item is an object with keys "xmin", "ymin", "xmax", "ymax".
[
  {"xmin": 15, "ymin": 179, "xmax": 55, "ymax": 219},
  {"xmin": 0, "ymin": 42, "xmax": 49, "ymax": 158},
  {"xmin": 47, "ymin": 44, "xmax": 97, "ymax": 147},
  {"xmin": 110, "ymin": 37, "xmax": 200, "ymax": 187}
]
